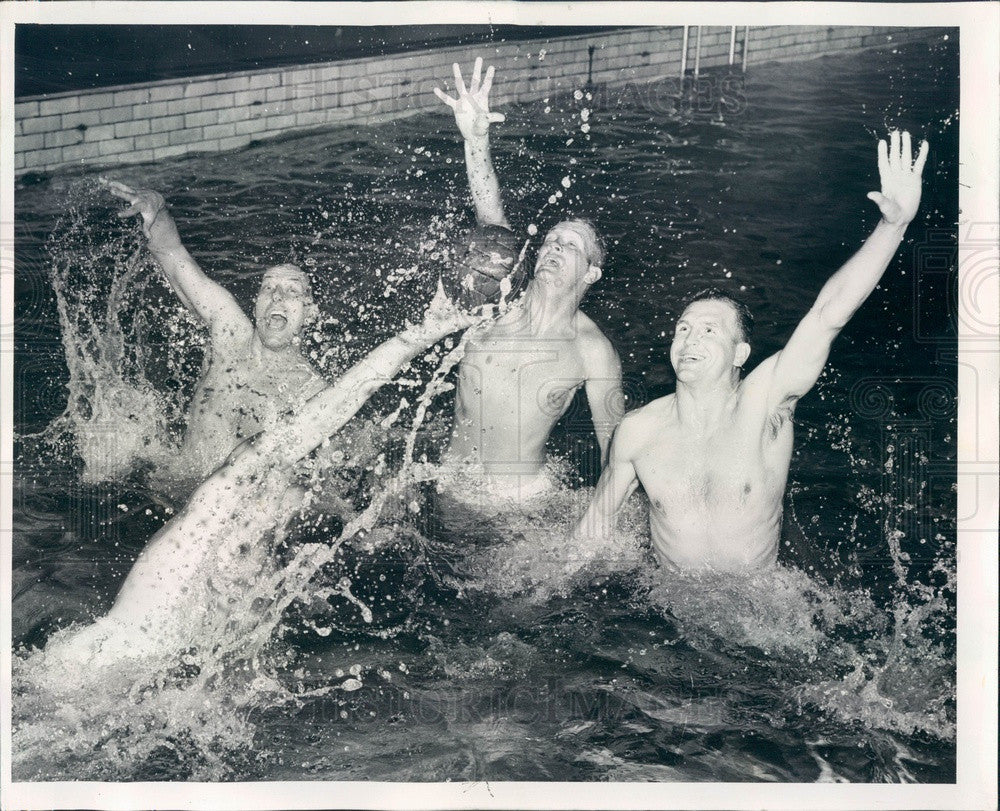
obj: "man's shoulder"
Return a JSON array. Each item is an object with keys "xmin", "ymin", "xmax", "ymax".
[
  {"xmin": 573, "ymin": 309, "xmax": 607, "ymax": 340},
  {"xmin": 627, "ymin": 395, "xmax": 673, "ymax": 423},
  {"xmin": 615, "ymin": 395, "xmax": 672, "ymax": 443},
  {"xmin": 211, "ymin": 322, "xmax": 255, "ymax": 362},
  {"xmin": 573, "ymin": 311, "xmax": 618, "ymax": 362},
  {"xmin": 737, "ymin": 355, "xmax": 791, "ymax": 415}
]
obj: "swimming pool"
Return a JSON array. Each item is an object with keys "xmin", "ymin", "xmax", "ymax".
[{"xmin": 12, "ymin": 35, "xmax": 958, "ymax": 783}]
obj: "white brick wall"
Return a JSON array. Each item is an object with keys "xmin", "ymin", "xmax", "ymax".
[{"xmin": 15, "ymin": 26, "xmax": 940, "ymax": 175}]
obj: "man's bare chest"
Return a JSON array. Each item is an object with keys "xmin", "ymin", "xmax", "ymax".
[
  {"xmin": 196, "ymin": 356, "xmax": 316, "ymax": 419},
  {"xmin": 459, "ymin": 336, "xmax": 585, "ymax": 410},
  {"xmin": 634, "ymin": 425, "xmax": 765, "ymax": 509}
]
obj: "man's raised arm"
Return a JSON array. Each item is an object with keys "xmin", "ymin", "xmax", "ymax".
[
  {"xmin": 101, "ymin": 178, "xmax": 249, "ymax": 333},
  {"xmin": 434, "ymin": 57, "xmax": 509, "ymax": 228},
  {"xmin": 756, "ymin": 131, "xmax": 928, "ymax": 411}
]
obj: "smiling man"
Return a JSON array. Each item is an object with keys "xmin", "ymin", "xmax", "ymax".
[
  {"xmin": 435, "ymin": 59, "xmax": 624, "ymax": 506},
  {"xmin": 102, "ymin": 179, "xmax": 326, "ymax": 479},
  {"xmin": 574, "ymin": 131, "xmax": 928, "ymax": 572}
]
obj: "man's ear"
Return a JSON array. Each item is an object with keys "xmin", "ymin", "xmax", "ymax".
[
  {"xmin": 584, "ymin": 264, "xmax": 603, "ymax": 285},
  {"xmin": 734, "ymin": 341, "xmax": 751, "ymax": 368},
  {"xmin": 304, "ymin": 300, "xmax": 320, "ymax": 327}
]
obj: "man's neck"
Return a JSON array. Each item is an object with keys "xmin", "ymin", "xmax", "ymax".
[
  {"xmin": 516, "ymin": 282, "xmax": 584, "ymax": 335},
  {"xmin": 249, "ymin": 335, "xmax": 303, "ymax": 366},
  {"xmin": 673, "ymin": 375, "xmax": 741, "ymax": 431}
]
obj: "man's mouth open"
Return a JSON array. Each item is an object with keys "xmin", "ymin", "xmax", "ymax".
[{"xmin": 266, "ymin": 312, "xmax": 288, "ymax": 330}]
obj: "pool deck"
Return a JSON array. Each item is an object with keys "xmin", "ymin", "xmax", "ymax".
[{"xmin": 14, "ymin": 25, "xmax": 944, "ymax": 177}]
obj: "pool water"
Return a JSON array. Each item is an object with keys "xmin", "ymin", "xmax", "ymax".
[{"xmin": 12, "ymin": 35, "xmax": 958, "ymax": 782}]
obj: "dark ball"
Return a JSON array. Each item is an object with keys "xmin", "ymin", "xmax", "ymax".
[{"xmin": 441, "ymin": 224, "xmax": 524, "ymax": 310}]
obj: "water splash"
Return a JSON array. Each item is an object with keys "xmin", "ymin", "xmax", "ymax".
[
  {"xmin": 641, "ymin": 555, "xmax": 954, "ymax": 740},
  {"xmin": 12, "ymin": 257, "xmax": 484, "ymax": 779},
  {"xmin": 27, "ymin": 182, "xmax": 200, "ymax": 482},
  {"xmin": 454, "ymin": 474, "xmax": 648, "ymax": 602}
]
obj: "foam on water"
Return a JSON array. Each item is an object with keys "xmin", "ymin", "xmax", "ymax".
[
  {"xmin": 12, "ymin": 417, "xmax": 435, "ymax": 778},
  {"xmin": 640, "ymin": 543, "xmax": 954, "ymax": 740},
  {"xmin": 426, "ymin": 462, "xmax": 954, "ymax": 747},
  {"xmin": 453, "ymin": 477, "xmax": 648, "ymax": 601}
]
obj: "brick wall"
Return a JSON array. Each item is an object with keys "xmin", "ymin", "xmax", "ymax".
[{"xmin": 14, "ymin": 25, "xmax": 941, "ymax": 176}]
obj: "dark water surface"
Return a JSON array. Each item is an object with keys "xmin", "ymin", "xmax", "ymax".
[{"xmin": 12, "ymin": 36, "xmax": 958, "ymax": 782}]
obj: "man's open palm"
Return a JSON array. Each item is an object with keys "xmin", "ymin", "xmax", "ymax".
[
  {"xmin": 434, "ymin": 57, "xmax": 505, "ymax": 141},
  {"xmin": 867, "ymin": 130, "xmax": 928, "ymax": 226}
]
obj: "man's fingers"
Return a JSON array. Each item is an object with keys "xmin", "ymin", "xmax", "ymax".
[
  {"xmin": 481, "ymin": 64, "xmax": 495, "ymax": 97},
  {"xmin": 101, "ymin": 178, "xmax": 136, "ymax": 198},
  {"xmin": 901, "ymin": 131, "xmax": 912, "ymax": 166},
  {"xmin": 913, "ymin": 139, "xmax": 929, "ymax": 175},
  {"xmin": 105, "ymin": 186, "xmax": 133, "ymax": 202},
  {"xmin": 866, "ymin": 191, "xmax": 891, "ymax": 219},
  {"xmin": 433, "ymin": 86, "xmax": 457, "ymax": 108},
  {"xmin": 889, "ymin": 130, "xmax": 901, "ymax": 168},
  {"xmin": 116, "ymin": 203, "xmax": 141, "ymax": 218},
  {"xmin": 470, "ymin": 56, "xmax": 483, "ymax": 93},
  {"xmin": 452, "ymin": 62, "xmax": 467, "ymax": 96},
  {"xmin": 877, "ymin": 138, "xmax": 890, "ymax": 180},
  {"xmin": 488, "ymin": 112, "xmax": 505, "ymax": 124}
]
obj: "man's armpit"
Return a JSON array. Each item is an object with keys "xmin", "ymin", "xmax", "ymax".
[{"xmin": 766, "ymin": 398, "xmax": 797, "ymax": 439}]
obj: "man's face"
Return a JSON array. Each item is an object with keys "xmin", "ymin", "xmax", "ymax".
[
  {"xmin": 533, "ymin": 221, "xmax": 600, "ymax": 290},
  {"xmin": 253, "ymin": 266, "xmax": 314, "ymax": 350},
  {"xmin": 670, "ymin": 299, "xmax": 749, "ymax": 382}
]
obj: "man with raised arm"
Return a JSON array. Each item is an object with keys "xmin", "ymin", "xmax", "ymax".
[
  {"xmin": 101, "ymin": 178, "xmax": 326, "ymax": 479},
  {"xmin": 574, "ymin": 132, "xmax": 928, "ymax": 572},
  {"xmin": 50, "ymin": 286, "xmax": 480, "ymax": 661},
  {"xmin": 434, "ymin": 58, "xmax": 624, "ymax": 505}
]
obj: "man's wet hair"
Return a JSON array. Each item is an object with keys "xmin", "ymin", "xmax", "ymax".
[
  {"xmin": 681, "ymin": 287, "xmax": 755, "ymax": 342},
  {"xmin": 558, "ymin": 216, "xmax": 607, "ymax": 268}
]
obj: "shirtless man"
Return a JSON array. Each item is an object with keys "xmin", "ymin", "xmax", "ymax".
[
  {"xmin": 575, "ymin": 131, "xmax": 928, "ymax": 572},
  {"xmin": 49, "ymin": 285, "xmax": 480, "ymax": 661},
  {"xmin": 101, "ymin": 178, "xmax": 326, "ymax": 479},
  {"xmin": 434, "ymin": 59, "xmax": 624, "ymax": 501}
]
